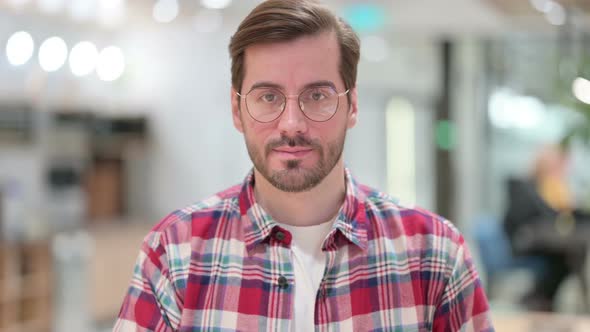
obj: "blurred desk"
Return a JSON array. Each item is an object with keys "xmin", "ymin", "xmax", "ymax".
[
  {"xmin": 517, "ymin": 222, "xmax": 590, "ymax": 253},
  {"xmin": 493, "ymin": 312, "xmax": 590, "ymax": 332}
]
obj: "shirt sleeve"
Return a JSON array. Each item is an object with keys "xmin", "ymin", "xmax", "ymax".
[
  {"xmin": 433, "ymin": 239, "xmax": 495, "ymax": 332},
  {"xmin": 114, "ymin": 236, "xmax": 182, "ymax": 332}
]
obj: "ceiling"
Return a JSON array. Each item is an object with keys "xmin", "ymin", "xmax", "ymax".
[
  {"xmin": 1, "ymin": 0, "xmax": 589, "ymax": 36},
  {"xmin": 488, "ymin": 0, "xmax": 590, "ymax": 15}
]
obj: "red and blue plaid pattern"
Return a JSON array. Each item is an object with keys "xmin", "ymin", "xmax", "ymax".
[{"xmin": 115, "ymin": 168, "xmax": 493, "ymax": 331}]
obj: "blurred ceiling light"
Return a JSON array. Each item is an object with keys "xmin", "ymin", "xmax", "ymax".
[
  {"xmin": 69, "ymin": 41, "xmax": 99, "ymax": 77},
  {"xmin": 97, "ymin": 0, "xmax": 126, "ymax": 27},
  {"xmin": 68, "ymin": 0, "xmax": 97, "ymax": 22},
  {"xmin": 37, "ymin": 0, "xmax": 65, "ymax": 14},
  {"xmin": 572, "ymin": 77, "xmax": 590, "ymax": 105},
  {"xmin": 200, "ymin": 0, "xmax": 232, "ymax": 10},
  {"xmin": 530, "ymin": 0, "xmax": 553, "ymax": 13},
  {"xmin": 6, "ymin": 31, "xmax": 35, "ymax": 66},
  {"xmin": 153, "ymin": 0, "xmax": 179, "ymax": 23},
  {"xmin": 488, "ymin": 89, "xmax": 545, "ymax": 129},
  {"xmin": 360, "ymin": 35, "xmax": 389, "ymax": 63},
  {"xmin": 38, "ymin": 36, "xmax": 68, "ymax": 72},
  {"xmin": 194, "ymin": 9, "xmax": 223, "ymax": 33},
  {"xmin": 96, "ymin": 46, "xmax": 125, "ymax": 81},
  {"xmin": 513, "ymin": 96, "xmax": 544, "ymax": 129},
  {"xmin": 544, "ymin": 2, "xmax": 566, "ymax": 26},
  {"xmin": 489, "ymin": 92, "xmax": 510, "ymax": 129}
]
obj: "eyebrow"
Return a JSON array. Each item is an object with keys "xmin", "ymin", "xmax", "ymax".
[{"xmin": 249, "ymin": 80, "xmax": 337, "ymax": 92}]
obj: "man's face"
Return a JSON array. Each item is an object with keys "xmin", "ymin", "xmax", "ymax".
[{"xmin": 231, "ymin": 31, "xmax": 358, "ymax": 192}]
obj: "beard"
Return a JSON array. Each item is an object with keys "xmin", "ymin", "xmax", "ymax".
[{"xmin": 245, "ymin": 131, "xmax": 345, "ymax": 193}]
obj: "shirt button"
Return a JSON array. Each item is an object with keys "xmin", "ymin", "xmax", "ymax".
[
  {"xmin": 274, "ymin": 231, "xmax": 285, "ymax": 242},
  {"xmin": 278, "ymin": 275, "xmax": 289, "ymax": 289}
]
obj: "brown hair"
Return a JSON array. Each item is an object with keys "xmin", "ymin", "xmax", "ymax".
[{"xmin": 229, "ymin": 0, "xmax": 360, "ymax": 95}]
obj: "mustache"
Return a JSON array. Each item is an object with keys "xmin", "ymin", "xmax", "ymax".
[{"xmin": 265, "ymin": 134, "xmax": 319, "ymax": 155}]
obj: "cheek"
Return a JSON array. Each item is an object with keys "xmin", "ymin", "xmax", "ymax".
[
  {"xmin": 312, "ymin": 118, "xmax": 346, "ymax": 139},
  {"xmin": 243, "ymin": 122, "xmax": 275, "ymax": 144}
]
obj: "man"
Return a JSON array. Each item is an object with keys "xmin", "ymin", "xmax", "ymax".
[
  {"xmin": 115, "ymin": 0, "xmax": 493, "ymax": 331},
  {"xmin": 504, "ymin": 145, "xmax": 590, "ymax": 311}
]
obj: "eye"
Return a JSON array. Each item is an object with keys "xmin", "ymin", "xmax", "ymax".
[
  {"xmin": 251, "ymin": 88, "xmax": 282, "ymax": 104},
  {"xmin": 302, "ymin": 86, "xmax": 334, "ymax": 103},
  {"xmin": 310, "ymin": 91, "xmax": 326, "ymax": 101},
  {"xmin": 261, "ymin": 93, "xmax": 277, "ymax": 103}
]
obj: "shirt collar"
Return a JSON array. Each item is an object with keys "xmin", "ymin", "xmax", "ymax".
[{"xmin": 239, "ymin": 168, "xmax": 368, "ymax": 254}]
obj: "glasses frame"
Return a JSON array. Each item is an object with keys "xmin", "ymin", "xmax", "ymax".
[{"xmin": 236, "ymin": 86, "xmax": 350, "ymax": 123}]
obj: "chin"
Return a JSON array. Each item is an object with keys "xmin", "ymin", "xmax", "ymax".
[{"xmin": 266, "ymin": 162, "xmax": 327, "ymax": 193}]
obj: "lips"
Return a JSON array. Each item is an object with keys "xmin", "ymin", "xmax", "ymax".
[
  {"xmin": 273, "ymin": 147, "xmax": 312, "ymax": 153},
  {"xmin": 272, "ymin": 147, "xmax": 313, "ymax": 158}
]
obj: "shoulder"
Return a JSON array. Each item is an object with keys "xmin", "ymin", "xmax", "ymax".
[
  {"xmin": 142, "ymin": 184, "xmax": 242, "ymax": 252},
  {"xmin": 359, "ymin": 184, "xmax": 470, "ymax": 286},
  {"xmin": 360, "ymin": 184, "xmax": 464, "ymax": 246}
]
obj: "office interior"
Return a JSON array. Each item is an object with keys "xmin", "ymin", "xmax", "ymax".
[{"xmin": 1, "ymin": 0, "xmax": 590, "ymax": 331}]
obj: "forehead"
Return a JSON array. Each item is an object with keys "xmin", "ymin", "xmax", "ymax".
[{"xmin": 242, "ymin": 31, "xmax": 342, "ymax": 91}]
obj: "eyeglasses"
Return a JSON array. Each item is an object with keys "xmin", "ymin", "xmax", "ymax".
[{"xmin": 236, "ymin": 86, "xmax": 350, "ymax": 123}]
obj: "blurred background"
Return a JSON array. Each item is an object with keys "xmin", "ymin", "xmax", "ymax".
[{"xmin": 0, "ymin": 0, "xmax": 590, "ymax": 331}]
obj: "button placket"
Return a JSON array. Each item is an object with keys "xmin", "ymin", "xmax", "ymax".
[
  {"xmin": 275, "ymin": 230, "xmax": 285, "ymax": 242},
  {"xmin": 277, "ymin": 275, "xmax": 289, "ymax": 289}
]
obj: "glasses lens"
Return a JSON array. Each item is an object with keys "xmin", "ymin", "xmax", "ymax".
[
  {"xmin": 299, "ymin": 86, "xmax": 339, "ymax": 121},
  {"xmin": 246, "ymin": 88, "xmax": 285, "ymax": 122}
]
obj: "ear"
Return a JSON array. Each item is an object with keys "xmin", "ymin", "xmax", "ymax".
[
  {"xmin": 346, "ymin": 87, "xmax": 358, "ymax": 129},
  {"xmin": 231, "ymin": 87, "xmax": 244, "ymax": 133}
]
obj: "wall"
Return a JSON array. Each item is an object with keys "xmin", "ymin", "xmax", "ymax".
[{"xmin": 0, "ymin": 12, "xmax": 441, "ymax": 226}]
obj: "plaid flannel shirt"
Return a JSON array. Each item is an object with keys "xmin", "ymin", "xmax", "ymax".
[{"xmin": 115, "ymin": 168, "xmax": 493, "ymax": 331}]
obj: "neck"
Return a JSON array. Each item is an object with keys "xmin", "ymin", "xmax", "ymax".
[{"xmin": 253, "ymin": 160, "xmax": 346, "ymax": 227}]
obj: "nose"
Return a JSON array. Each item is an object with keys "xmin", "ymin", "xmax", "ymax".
[{"xmin": 276, "ymin": 96, "xmax": 308, "ymax": 135}]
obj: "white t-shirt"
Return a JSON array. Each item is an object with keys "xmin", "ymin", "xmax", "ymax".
[{"xmin": 278, "ymin": 219, "xmax": 334, "ymax": 332}]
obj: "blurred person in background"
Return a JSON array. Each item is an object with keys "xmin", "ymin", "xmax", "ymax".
[
  {"xmin": 114, "ymin": 0, "xmax": 492, "ymax": 331},
  {"xmin": 504, "ymin": 144, "xmax": 590, "ymax": 311}
]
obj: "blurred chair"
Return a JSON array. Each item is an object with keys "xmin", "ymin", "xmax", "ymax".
[
  {"xmin": 472, "ymin": 216, "xmax": 549, "ymax": 305},
  {"xmin": 503, "ymin": 175, "xmax": 590, "ymax": 311}
]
